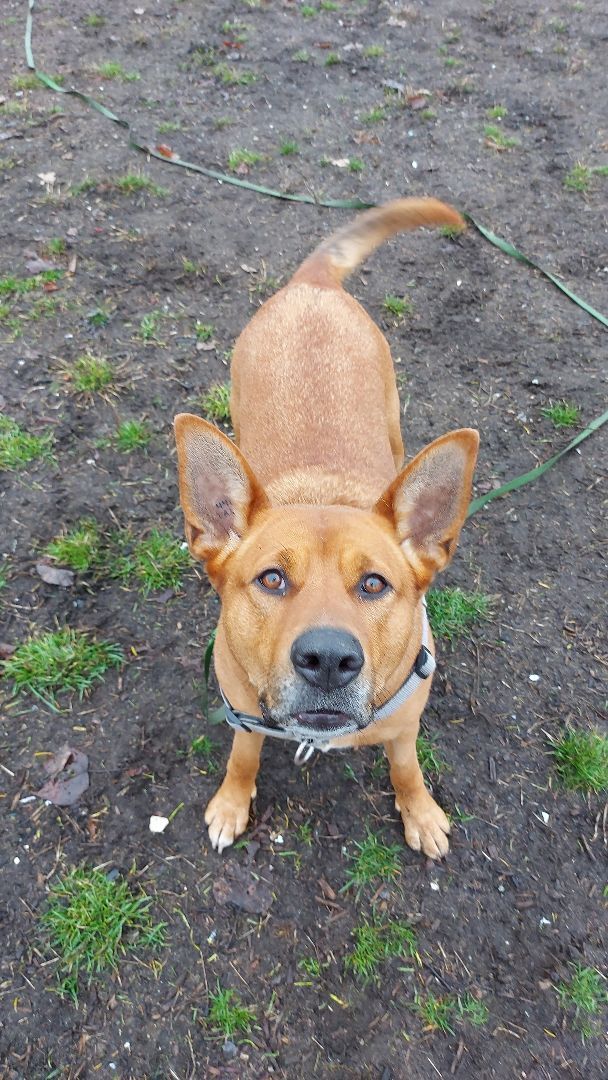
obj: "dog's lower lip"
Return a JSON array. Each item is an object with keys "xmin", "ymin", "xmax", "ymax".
[{"xmin": 295, "ymin": 711, "xmax": 350, "ymax": 725}]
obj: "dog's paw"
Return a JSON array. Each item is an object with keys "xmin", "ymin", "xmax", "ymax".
[
  {"xmin": 205, "ymin": 784, "xmax": 255, "ymax": 853},
  {"xmin": 395, "ymin": 787, "xmax": 450, "ymax": 860}
]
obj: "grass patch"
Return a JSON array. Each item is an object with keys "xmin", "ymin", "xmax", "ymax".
[
  {"xmin": 111, "ymin": 419, "xmax": 152, "ymax": 453},
  {"xmin": 0, "ymin": 270, "xmax": 62, "ymax": 297},
  {"xmin": 67, "ymin": 352, "xmax": 115, "ymax": 395},
  {"xmin": 362, "ymin": 105, "xmax": 386, "ymax": 124},
  {"xmin": 84, "ymin": 14, "xmax": 105, "ymax": 28},
  {"xmin": 484, "ymin": 124, "xmax": 519, "ymax": 149},
  {"xmin": 45, "ymin": 519, "xmax": 102, "ymax": 573},
  {"xmin": 138, "ymin": 310, "xmax": 164, "ymax": 342},
  {"xmin": 426, "ymin": 587, "xmax": 493, "ymax": 642},
  {"xmin": 343, "ymin": 829, "xmax": 401, "ymax": 895},
  {"xmin": 412, "ymin": 990, "xmax": 488, "ymax": 1033},
  {"xmin": 561, "ymin": 163, "xmax": 608, "ymax": 193},
  {"xmin": 41, "ymin": 867, "xmax": 166, "ymax": 1001},
  {"xmin": 213, "ymin": 63, "xmax": 257, "ymax": 86},
  {"xmin": 0, "ymin": 415, "xmax": 54, "ymax": 472},
  {"xmin": 417, "ymin": 733, "xmax": 446, "ymax": 777},
  {"xmin": 382, "ymin": 294, "xmax": 414, "ymax": 319},
  {"xmin": 2, "ymin": 627, "xmax": 123, "ymax": 708},
  {"xmin": 96, "ymin": 61, "xmax": 140, "ymax": 82},
  {"xmin": 228, "ymin": 148, "xmax": 263, "ymax": 171},
  {"xmin": 201, "ymin": 382, "xmax": 231, "ymax": 422},
  {"xmin": 364, "ymin": 45, "xmax": 385, "ymax": 58},
  {"xmin": 292, "ymin": 49, "xmax": 310, "ymax": 62},
  {"xmin": 194, "ymin": 321, "xmax": 214, "ymax": 341},
  {"xmin": 550, "ymin": 731, "xmax": 608, "ymax": 793},
  {"xmin": 114, "ymin": 174, "xmax": 168, "ymax": 197},
  {"xmin": 541, "ymin": 400, "xmax": 580, "ymax": 428},
  {"xmin": 113, "ymin": 529, "xmax": 192, "ymax": 595},
  {"xmin": 325, "ymin": 52, "xmax": 341, "ymax": 66},
  {"xmin": 11, "ymin": 74, "xmax": 41, "ymax": 91},
  {"xmin": 345, "ymin": 918, "xmax": 418, "ymax": 984},
  {"xmin": 191, "ymin": 734, "xmax": 218, "ymax": 772},
  {"xmin": 279, "ymin": 139, "xmax": 299, "ymax": 156},
  {"xmin": 348, "ymin": 157, "xmax": 364, "ymax": 173},
  {"xmin": 207, "ymin": 983, "xmax": 256, "ymax": 1036},
  {"xmin": 557, "ymin": 965, "xmax": 607, "ymax": 1037},
  {"xmin": 486, "ymin": 104, "xmax": 507, "ymax": 119}
]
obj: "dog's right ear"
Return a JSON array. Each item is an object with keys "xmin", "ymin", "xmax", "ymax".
[{"xmin": 174, "ymin": 414, "xmax": 268, "ymax": 568}]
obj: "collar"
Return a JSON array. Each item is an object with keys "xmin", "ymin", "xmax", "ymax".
[{"xmin": 219, "ymin": 600, "xmax": 435, "ymax": 765}]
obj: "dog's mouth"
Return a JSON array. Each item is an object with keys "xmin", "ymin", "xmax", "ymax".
[{"xmin": 293, "ymin": 710, "xmax": 355, "ymax": 733}]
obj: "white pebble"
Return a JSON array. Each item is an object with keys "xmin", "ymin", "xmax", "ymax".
[
  {"xmin": 529, "ymin": 673, "xmax": 540, "ymax": 682},
  {"xmin": 149, "ymin": 815, "xmax": 169, "ymax": 833}
]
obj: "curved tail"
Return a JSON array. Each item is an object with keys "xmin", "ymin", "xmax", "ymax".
[{"xmin": 290, "ymin": 197, "xmax": 465, "ymax": 288}]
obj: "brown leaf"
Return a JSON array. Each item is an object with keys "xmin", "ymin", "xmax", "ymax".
[
  {"xmin": 0, "ymin": 642, "xmax": 16, "ymax": 660},
  {"xmin": 213, "ymin": 861, "xmax": 274, "ymax": 914},
  {"xmin": 35, "ymin": 561, "xmax": 75, "ymax": 588},
  {"xmin": 36, "ymin": 744, "xmax": 89, "ymax": 806}
]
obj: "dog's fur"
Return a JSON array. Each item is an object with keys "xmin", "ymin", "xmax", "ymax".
[{"xmin": 175, "ymin": 197, "xmax": 479, "ymax": 859}]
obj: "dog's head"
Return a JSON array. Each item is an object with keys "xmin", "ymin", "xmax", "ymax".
[{"xmin": 174, "ymin": 415, "xmax": 478, "ymax": 739}]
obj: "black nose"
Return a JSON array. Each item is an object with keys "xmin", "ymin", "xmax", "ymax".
[{"xmin": 291, "ymin": 627, "xmax": 364, "ymax": 691}]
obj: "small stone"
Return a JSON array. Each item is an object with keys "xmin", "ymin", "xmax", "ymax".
[
  {"xmin": 222, "ymin": 1040, "xmax": 238, "ymax": 1060},
  {"xmin": 149, "ymin": 815, "xmax": 169, "ymax": 833},
  {"xmin": 529, "ymin": 673, "xmax": 540, "ymax": 682}
]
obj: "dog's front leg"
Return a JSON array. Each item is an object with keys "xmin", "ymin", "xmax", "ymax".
[
  {"xmin": 384, "ymin": 724, "xmax": 450, "ymax": 860},
  {"xmin": 205, "ymin": 730, "xmax": 264, "ymax": 852}
]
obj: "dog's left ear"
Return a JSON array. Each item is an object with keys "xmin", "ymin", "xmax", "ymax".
[
  {"xmin": 375, "ymin": 429, "xmax": 479, "ymax": 588},
  {"xmin": 174, "ymin": 413, "xmax": 268, "ymax": 569}
]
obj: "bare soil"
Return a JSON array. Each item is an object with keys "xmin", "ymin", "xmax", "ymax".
[{"xmin": 0, "ymin": 1, "xmax": 606, "ymax": 1078}]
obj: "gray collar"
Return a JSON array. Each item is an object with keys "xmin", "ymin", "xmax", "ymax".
[{"xmin": 220, "ymin": 601, "xmax": 435, "ymax": 765}]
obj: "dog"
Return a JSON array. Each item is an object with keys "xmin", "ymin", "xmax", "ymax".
[{"xmin": 174, "ymin": 197, "xmax": 479, "ymax": 859}]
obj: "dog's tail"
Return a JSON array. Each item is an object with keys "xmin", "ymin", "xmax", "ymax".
[{"xmin": 290, "ymin": 197, "xmax": 465, "ymax": 288}]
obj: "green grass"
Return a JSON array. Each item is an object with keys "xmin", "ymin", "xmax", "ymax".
[
  {"xmin": 84, "ymin": 14, "xmax": 105, "ymax": 28},
  {"xmin": 417, "ymin": 733, "xmax": 446, "ymax": 777},
  {"xmin": 325, "ymin": 52, "xmax": 341, "ymax": 66},
  {"xmin": 46, "ymin": 237, "xmax": 66, "ymax": 256},
  {"xmin": 111, "ymin": 419, "xmax": 151, "ymax": 453},
  {"xmin": 320, "ymin": 0, "xmax": 339, "ymax": 9},
  {"xmin": 0, "ymin": 270, "xmax": 62, "ymax": 297},
  {"xmin": 382, "ymin": 294, "xmax": 414, "ymax": 319},
  {"xmin": 413, "ymin": 990, "xmax": 490, "ymax": 1032},
  {"xmin": 541, "ymin": 400, "xmax": 580, "ymax": 428},
  {"xmin": 426, "ymin": 587, "xmax": 493, "ymax": 641},
  {"xmin": 2, "ymin": 627, "xmax": 123, "ymax": 708},
  {"xmin": 362, "ymin": 105, "xmax": 386, "ymax": 124},
  {"xmin": 486, "ymin": 104, "xmax": 507, "ymax": 119},
  {"xmin": 0, "ymin": 415, "xmax": 54, "ymax": 472},
  {"xmin": 138, "ymin": 310, "xmax": 163, "ymax": 341},
  {"xmin": 364, "ymin": 45, "xmax": 385, "ymax": 58},
  {"xmin": 551, "ymin": 731, "xmax": 608, "ymax": 793},
  {"xmin": 11, "ymin": 74, "xmax": 41, "ymax": 91},
  {"xmin": 191, "ymin": 734, "xmax": 218, "ymax": 772},
  {"xmin": 301, "ymin": 5, "xmax": 317, "ymax": 17},
  {"xmin": 564, "ymin": 163, "xmax": 591, "ymax": 192},
  {"xmin": 292, "ymin": 49, "xmax": 310, "ymax": 62},
  {"xmin": 96, "ymin": 61, "xmax": 140, "ymax": 82},
  {"xmin": 45, "ymin": 519, "xmax": 102, "ymax": 573},
  {"xmin": 201, "ymin": 382, "xmax": 231, "ymax": 422},
  {"xmin": 213, "ymin": 63, "xmax": 257, "ymax": 86},
  {"xmin": 68, "ymin": 352, "xmax": 115, "ymax": 395},
  {"xmin": 343, "ymin": 829, "xmax": 401, "ymax": 895},
  {"xmin": 87, "ymin": 305, "xmax": 111, "ymax": 327},
  {"xmin": 41, "ymin": 867, "xmax": 166, "ymax": 1001},
  {"xmin": 114, "ymin": 174, "xmax": 168, "ymax": 197},
  {"xmin": 207, "ymin": 983, "xmax": 256, "ymax": 1036},
  {"xmin": 440, "ymin": 222, "xmax": 464, "ymax": 239},
  {"xmin": 557, "ymin": 965, "xmax": 607, "ymax": 1037},
  {"xmin": 194, "ymin": 321, "xmax": 214, "ymax": 341},
  {"xmin": 345, "ymin": 918, "xmax": 418, "ymax": 984},
  {"xmin": 113, "ymin": 529, "xmax": 192, "ymax": 595},
  {"xmin": 484, "ymin": 124, "xmax": 519, "ymax": 149},
  {"xmin": 227, "ymin": 148, "xmax": 263, "ymax": 172},
  {"xmin": 348, "ymin": 157, "xmax": 364, "ymax": 173},
  {"xmin": 279, "ymin": 139, "xmax": 299, "ymax": 156},
  {"xmin": 158, "ymin": 120, "xmax": 182, "ymax": 134},
  {"xmin": 298, "ymin": 955, "xmax": 323, "ymax": 978},
  {"xmin": 0, "ymin": 562, "xmax": 9, "ymax": 592}
]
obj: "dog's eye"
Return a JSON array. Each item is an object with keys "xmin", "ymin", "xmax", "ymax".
[
  {"xmin": 359, "ymin": 573, "xmax": 389, "ymax": 597},
  {"xmin": 257, "ymin": 569, "xmax": 287, "ymax": 594}
]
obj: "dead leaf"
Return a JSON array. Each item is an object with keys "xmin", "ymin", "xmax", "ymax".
[
  {"xmin": 156, "ymin": 143, "xmax": 177, "ymax": 159},
  {"xmin": 36, "ymin": 744, "xmax": 89, "ymax": 806},
  {"xmin": 213, "ymin": 861, "xmax": 274, "ymax": 914},
  {"xmin": 353, "ymin": 130, "xmax": 380, "ymax": 146},
  {"xmin": 67, "ymin": 254, "xmax": 77, "ymax": 275},
  {"xmin": 330, "ymin": 158, "xmax": 349, "ymax": 168},
  {"xmin": 0, "ymin": 642, "xmax": 16, "ymax": 660},
  {"xmin": 36, "ymin": 561, "xmax": 75, "ymax": 588}
]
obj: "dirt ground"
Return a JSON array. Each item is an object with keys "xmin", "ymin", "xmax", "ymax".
[{"xmin": 1, "ymin": 0, "xmax": 607, "ymax": 1077}]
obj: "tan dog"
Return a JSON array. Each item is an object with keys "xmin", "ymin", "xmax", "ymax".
[{"xmin": 175, "ymin": 197, "xmax": 479, "ymax": 860}]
